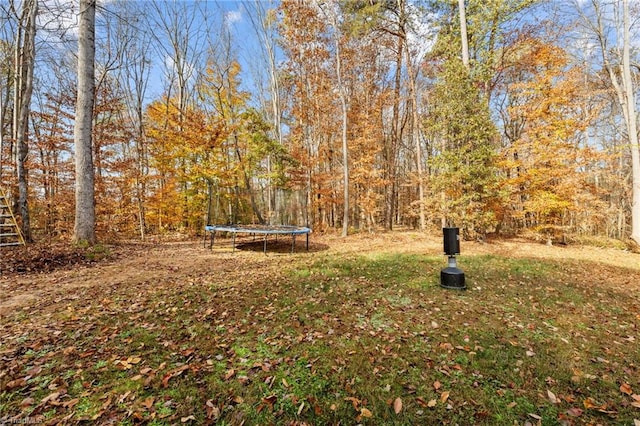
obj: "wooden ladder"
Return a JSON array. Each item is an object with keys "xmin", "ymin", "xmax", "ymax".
[{"xmin": 0, "ymin": 187, "xmax": 25, "ymax": 247}]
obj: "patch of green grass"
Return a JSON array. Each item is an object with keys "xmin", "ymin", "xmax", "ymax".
[
  {"xmin": 84, "ymin": 243, "xmax": 111, "ymax": 261},
  {"xmin": 75, "ymin": 397, "xmax": 98, "ymax": 417},
  {"xmin": 154, "ymin": 400, "xmax": 175, "ymax": 417}
]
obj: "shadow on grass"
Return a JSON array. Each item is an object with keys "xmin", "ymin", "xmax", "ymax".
[{"xmin": 233, "ymin": 239, "xmax": 330, "ymax": 254}]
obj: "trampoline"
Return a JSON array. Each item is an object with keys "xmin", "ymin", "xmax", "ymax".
[{"xmin": 204, "ymin": 224, "xmax": 311, "ymax": 253}]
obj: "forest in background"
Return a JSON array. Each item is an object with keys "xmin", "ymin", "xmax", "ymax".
[{"xmin": 1, "ymin": 0, "xmax": 639, "ymax": 243}]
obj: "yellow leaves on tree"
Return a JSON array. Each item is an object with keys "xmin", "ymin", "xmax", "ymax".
[
  {"xmin": 144, "ymin": 97, "xmax": 228, "ymax": 231},
  {"xmin": 501, "ymin": 38, "xmax": 606, "ymax": 231},
  {"xmin": 143, "ymin": 55, "xmax": 284, "ymax": 229}
]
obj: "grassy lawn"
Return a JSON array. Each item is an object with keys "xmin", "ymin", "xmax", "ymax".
[{"xmin": 1, "ymin": 235, "xmax": 639, "ymax": 424}]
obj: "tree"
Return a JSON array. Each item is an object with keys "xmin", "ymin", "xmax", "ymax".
[
  {"xmin": 424, "ymin": 57, "xmax": 500, "ymax": 238},
  {"xmin": 340, "ymin": 0, "xmax": 433, "ymax": 230},
  {"xmin": 0, "ymin": 19, "xmax": 11, "ymax": 184},
  {"xmin": 574, "ymin": 0, "xmax": 640, "ymax": 243},
  {"xmin": 115, "ymin": 3, "xmax": 152, "ymax": 240},
  {"xmin": 458, "ymin": 0, "xmax": 469, "ymax": 69},
  {"xmin": 73, "ymin": 0, "xmax": 96, "ymax": 244},
  {"xmin": 202, "ymin": 49, "xmax": 263, "ymax": 224},
  {"xmin": 244, "ymin": 1, "xmax": 283, "ymax": 223},
  {"xmin": 370, "ymin": 0, "xmax": 406, "ymax": 231},
  {"xmin": 31, "ymin": 74, "xmax": 76, "ymax": 237},
  {"xmin": 402, "ymin": 0, "xmax": 429, "ymax": 230},
  {"xmin": 318, "ymin": 1, "xmax": 350, "ymax": 237},
  {"xmin": 621, "ymin": 0, "xmax": 640, "ymax": 244},
  {"xmin": 0, "ymin": 6, "xmax": 17, "ymax": 184},
  {"xmin": 13, "ymin": 0, "xmax": 37, "ymax": 243},
  {"xmin": 279, "ymin": 1, "xmax": 335, "ymax": 228},
  {"xmin": 500, "ymin": 39, "xmax": 604, "ymax": 235},
  {"xmin": 149, "ymin": 0, "xmax": 209, "ymax": 228}
]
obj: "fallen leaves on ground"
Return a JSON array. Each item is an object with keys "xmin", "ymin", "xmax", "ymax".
[{"xmin": 1, "ymin": 234, "xmax": 639, "ymax": 424}]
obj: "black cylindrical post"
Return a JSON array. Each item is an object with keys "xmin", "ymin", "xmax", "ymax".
[
  {"xmin": 443, "ymin": 227, "xmax": 460, "ymax": 255},
  {"xmin": 440, "ymin": 227, "xmax": 466, "ymax": 290}
]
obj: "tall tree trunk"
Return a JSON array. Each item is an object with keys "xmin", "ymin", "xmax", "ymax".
[
  {"xmin": 134, "ymin": 113, "xmax": 147, "ymax": 240},
  {"xmin": 406, "ymin": 52, "xmax": 425, "ymax": 230},
  {"xmin": 334, "ymin": 29, "xmax": 349, "ymax": 237},
  {"xmin": 590, "ymin": 0, "xmax": 640, "ymax": 244},
  {"xmin": 320, "ymin": 2, "xmax": 350, "ymax": 236},
  {"xmin": 122, "ymin": 28, "xmax": 151, "ymax": 240},
  {"xmin": 398, "ymin": 0, "xmax": 425, "ymax": 230},
  {"xmin": 0, "ymin": 81, "xmax": 7, "ymax": 181},
  {"xmin": 622, "ymin": 0, "xmax": 640, "ymax": 244},
  {"xmin": 245, "ymin": 1, "xmax": 282, "ymax": 222},
  {"xmin": 386, "ymin": 33, "xmax": 403, "ymax": 231},
  {"xmin": 458, "ymin": 0, "xmax": 470, "ymax": 70},
  {"xmin": 15, "ymin": 0, "xmax": 37, "ymax": 243},
  {"xmin": 73, "ymin": 0, "xmax": 96, "ymax": 244},
  {"xmin": 339, "ymin": 90, "xmax": 348, "ymax": 237}
]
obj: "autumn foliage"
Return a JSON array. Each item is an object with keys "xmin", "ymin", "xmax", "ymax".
[{"xmin": 0, "ymin": 0, "xmax": 637, "ymax": 242}]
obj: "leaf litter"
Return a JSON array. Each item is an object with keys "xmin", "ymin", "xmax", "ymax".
[{"xmin": 1, "ymin": 233, "xmax": 639, "ymax": 424}]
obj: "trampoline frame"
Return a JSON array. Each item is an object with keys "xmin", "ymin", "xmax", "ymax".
[{"xmin": 204, "ymin": 224, "xmax": 311, "ymax": 254}]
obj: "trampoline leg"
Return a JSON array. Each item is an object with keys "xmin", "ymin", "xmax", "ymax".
[
  {"xmin": 291, "ymin": 235, "xmax": 296, "ymax": 253},
  {"xmin": 306, "ymin": 233, "xmax": 309, "ymax": 251},
  {"xmin": 263, "ymin": 234, "xmax": 267, "ymax": 254},
  {"xmin": 210, "ymin": 231, "xmax": 215, "ymax": 250},
  {"xmin": 233, "ymin": 233, "xmax": 236, "ymax": 253}
]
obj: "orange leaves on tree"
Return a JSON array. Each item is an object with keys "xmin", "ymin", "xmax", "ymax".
[{"xmin": 500, "ymin": 37, "xmax": 606, "ymax": 231}]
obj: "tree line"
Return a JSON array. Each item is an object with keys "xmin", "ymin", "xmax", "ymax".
[{"xmin": 0, "ymin": 0, "xmax": 638, "ymax": 244}]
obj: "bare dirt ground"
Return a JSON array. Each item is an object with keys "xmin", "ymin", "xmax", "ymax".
[{"xmin": 1, "ymin": 231, "xmax": 639, "ymax": 317}]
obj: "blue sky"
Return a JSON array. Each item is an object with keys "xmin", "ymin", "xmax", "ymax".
[
  {"xmin": 25, "ymin": 0, "xmax": 640, "ymax": 110},
  {"xmin": 141, "ymin": 0, "xmax": 264, "ymax": 102},
  {"xmin": 27, "ymin": 0, "xmax": 276, "ymax": 106}
]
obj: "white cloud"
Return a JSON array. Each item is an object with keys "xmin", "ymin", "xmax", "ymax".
[
  {"xmin": 225, "ymin": 9, "xmax": 243, "ymax": 25},
  {"xmin": 406, "ymin": 3, "xmax": 436, "ymax": 65},
  {"xmin": 37, "ymin": 0, "xmax": 115, "ymax": 41}
]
